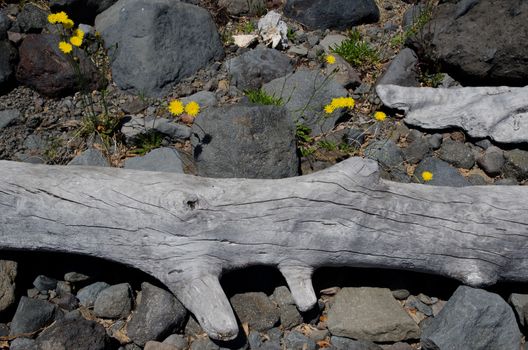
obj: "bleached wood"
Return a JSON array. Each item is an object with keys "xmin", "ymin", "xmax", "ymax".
[
  {"xmin": 1, "ymin": 158, "xmax": 528, "ymax": 340},
  {"xmin": 376, "ymin": 84, "xmax": 528, "ymax": 143}
]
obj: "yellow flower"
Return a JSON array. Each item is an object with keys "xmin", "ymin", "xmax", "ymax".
[
  {"xmin": 54, "ymin": 11, "xmax": 69, "ymax": 23},
  {"xmin": 374, "ymin": 111, "xmax": 387, "ymax": 121},
  {"xmin": 421, "ymin": 171, "xmax": 433, "ymax": 182},
  {"xmin": 323, "ymin": 97, "xmax": 355, "ymax": 115},
  {"xmin": 47, "ymin": 14, "xmax": 58, "ymax": 24},
  {"xmin": 58, "ymin": 41, "xmax": 73, "ymax": 54},
  {"xmin": 324, "ymin": 104, "xmax": 335, "ymax": 114},
  {"xmin": 325, "ymin": 54, "xmax": 336, "ymax": 65},
  {"xmin": 74, "ymin": 28, "xmax": 85, "ymax": 40},
  {"xmin": 70, "ymin": 35, "xmax": 82, "ymax": 47},
  {"xmin": 63, "ymin": 19, "xmax": 74, "ymax": 29},
  {"xmin": 185, "ymin": 101, "xmax": 200, "ymax": 117},
  {"xmin": 168, "ymin": 100, "xmax": 185, "ymax": 116}
]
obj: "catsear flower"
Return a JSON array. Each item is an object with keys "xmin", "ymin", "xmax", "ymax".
[
  {"xmin": 70, "ymin": 35, "xmax": 82, "ymax": 47},
  {"xmin": 325, "ymin": 54, "xmax": 336, "ymax": 65},
  {"xmin": 323, "ymin": 97, "xmax": 355, "ymax": 114},
  {"xmin": 48, "ymin": 12, "xmax": 74, "ymax": 28},
  {"xmin": 421, "ymin": 171, "xmax": 433, "ymax": 182},
  {"xmin": 374, "ymin": 111, "xmax": 387, "ymax": 121},
  {"xmin": 185, "ymin": 101, "xmax": 200, "ymax": 117},
  {"xmin": 58, "ymin": 41, "xmax": 73, "ymax": 54},
  {"xmin": 168, "ymin": 100, "xmax": 184, "ymax": 116}
]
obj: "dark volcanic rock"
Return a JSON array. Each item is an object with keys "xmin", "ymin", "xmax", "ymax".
[
  {"xmin": 414, "ymin": 157, "xmax": 470, "ymax": 187},
  {"xmin": 284, "ymin": 0, "xmax": 380, "ymax": 30},
  {"xmin": 10, "ymin": 297, "xmax": 57, "ymax": 336},
  {"xmin": 93, "ymin": 283, "xmax": 133, "ymax": 319},
  {"xmin": 226, "ymin": 47, "xmax": 293, "ymax": 91},
  {"xmin": 16, "ymin": 34, "xmax": 101, "ymax": 97},
  {"xmin": 126, "ymin": 282, "xmax": 187, "ymax": 346},
  {"xmin": 218, "ymin": 0, "xmax": 266, "ymax": 16},
  {"xmin": 0, "ymin": 40, "xmax": 18, "ymax": 94},
  {"xmin": 35, "ymin": 317, "xmax": 110, "ymax": 350},
  {"xmin": 15, "ymin": 3, "xmax": 48, "ymax": 33},
  {"xmin": 377, "ymin": 48, "xmax": 420, "ymax": 87},
  {"xmin": 410, "ymin": 0, "xmax": 528, "ymax": 85},
  {"xmin": 95, "ymin": 0, "xmax": 224, "ymax": 97},
  {"xmin": 191, "ymin": 104, "xmax": 299, "ymax": 179},
  {"xmin": 421, "ymin": 286, "xmax": 521, "ymax": 350},
  {"xmin": 230, "ymin": 292, "xmax": 280, "ymax": 332}
]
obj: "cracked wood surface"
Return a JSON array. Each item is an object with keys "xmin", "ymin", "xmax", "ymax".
[
  {"xmin": 376, "ymin": 84, "xmax": 528, "ymax": 143},
  {"xmin": 1, "ymin": 157, "xmax": 528, "ymax": 340}
]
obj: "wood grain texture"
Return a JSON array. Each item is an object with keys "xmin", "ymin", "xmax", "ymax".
[
  {"xmin": 376, "ymin": 84, "xmax": 528, "ymax": 143},
  {"xmin": 1, "ymin": 158, "xmax": 528, "ymax": 339}
]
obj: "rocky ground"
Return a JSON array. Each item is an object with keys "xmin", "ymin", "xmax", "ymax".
[{"xmin": 1, "ymin": 0, "xmax": 528, "ymax": 349}]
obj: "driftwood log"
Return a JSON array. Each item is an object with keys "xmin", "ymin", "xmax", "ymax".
[
  {"xmin": 376, "ymin": 84, "xmax": 528, "ymax": 143},
  {"xmin": 1, "ymin": 158, "xmax": 528, "ymax": 340}
]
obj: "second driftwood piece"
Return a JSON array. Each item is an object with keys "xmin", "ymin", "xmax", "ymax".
[{"xmin": 376, "ymin": 84, "xmax": 528, "ymax": 143}]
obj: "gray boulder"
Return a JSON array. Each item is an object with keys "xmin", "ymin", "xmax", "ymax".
[
  {"xmin": 50, "ymin": 0, "xmax": 118, "ymax": 24},
  {"xmin": 364, "ymin": 140, "xmax": 404, "ymax": 169},
  {"xmin": 230, "ymin": 292, "xmax": 280, "ymax": 332},
  {"xmin": 477, "ymin": 145, "xmax": 505, "ymax": 177},
  {"xmin": 364, "ymin": 140, "xmax": 409, "ymax": 182},
  {"xmin": 93, "ymin": 283, "xmax": 132, "ymax": 319},
  {"xmin": 437, "ymin": 139, "xmax": 475, "ymax": 169},
  {"xmin": 0, "ymin": 40, "xmax": 17, "ymax": 93},
  {"xmin": 503, "ymin": 149, "xmax": 528, "ymax": 181},
  {"xmin": 409, "ymin": 0, "xmax": 528, "ymax": 85},
  {"xmin": 124, "ymin": 147, "xmax": 184, "ymax": 173},
  {"xmin": 121, "ymin": 116, "xmax": 192, "ymax": 143},
  {"xmin": 0, "ymin": 109, "xmax": 20, "ymax": 129},
  {"xmin": 376, "ymin": 48, "xmax": 420, "ymax": 87},
  {"xmin": 226, "ymin": 47, "xmax": 293, "ymax": 91},
  {"xmin": 34, "ymin": 317, "xmax": 110, "ymax": 350},
  {"xmin": 33, "ymin": 275, "xmax": 58, "ymax": 292},
  {"xmin": 191, "ymin": 104, "xmax": 299, "ymax": 179},
  {"xmin": 414, "ymin": 157, "xmax": 469, "ymax": 187},
  {"xmin": 10, "ymin": 338, "xmax": 36, "ymax": 350},
  {"xmin": 284, "ymin": 0, "xmax": 380, "ymax": 30},
  {"xmin": 323, "ymin": 54, "xmax": 361, "ymax": 89},
  {"xmin": 95, "ymin": 0, "xmax": 224, "ymax": 96},
  {"xmin": 126, "ymin": 282, "xmax": 187, "ymax": 346},
  {"xmin": 77, "ymin": 281, "xmax": 110, "ymax": 308},
  {"xmin": 284, "ymin": 331, "xmax": 316, "ymax": 350},
  {"xmin": 0, "ymin": 260, "xmax": 17, "ymax": 312},
  {"xmin": 509, "ymin": 293, "xmax": 528, "ymax": 328},
  {"xmin": 402, "ymin": 4, "xmax": 426, "ymax": 31},
  {"xmin": 421, "ymin": 286, "xmax": 521, "ymax": 350},
  {"xmin": 327, "ymin": 287, "xmax": 420, "ymax": 342},
  {"xmin": 10, "ymin": 297, "xmax": 57, "ymax": 336},
  {"xmin": 181, "ymin": 91, "xmax": 218, "ymax": 109},
  {"xmin": 330, "ymin": 336, "xmax": 382, "ymax": 350},
  {"xmin": 15, "ymin": 3, "xmax": 47, "ymax": 33},
  {"xmin": 262, "ymin": 70, "xmax": 349, "ymax": 135},
  {"xmin": 218, "ymin": 0, "xmax": 266, "ymax": 16},
  {"xmin": 68, "ymin": 148, "xmax": 110, "ymax": 167},
  {"xmin": 403, "ymin": 138, "xmax": 431, "ymax": 165}
]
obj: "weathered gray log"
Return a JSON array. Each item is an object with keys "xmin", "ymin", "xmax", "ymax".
[
  {"xmin": 1, "ymin": 158, "xmax": 528, "ymax": 340},
  {"xmin": 376, "ymin": 84, "xmax": 528, "ymax": 143}
]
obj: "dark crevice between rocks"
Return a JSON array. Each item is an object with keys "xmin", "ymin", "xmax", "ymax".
[{"xmin": 0, "ymin": 250, "xmax": 163, "ymax": 322}]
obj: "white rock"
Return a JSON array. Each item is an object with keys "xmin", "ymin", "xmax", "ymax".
[
  {"xmin": 233, "ymin": 34, "xmax": 258, "ymax": 48},
  {"xmin": 258, "ymin": 11, "xmax": 288, "ymax": 49}
]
